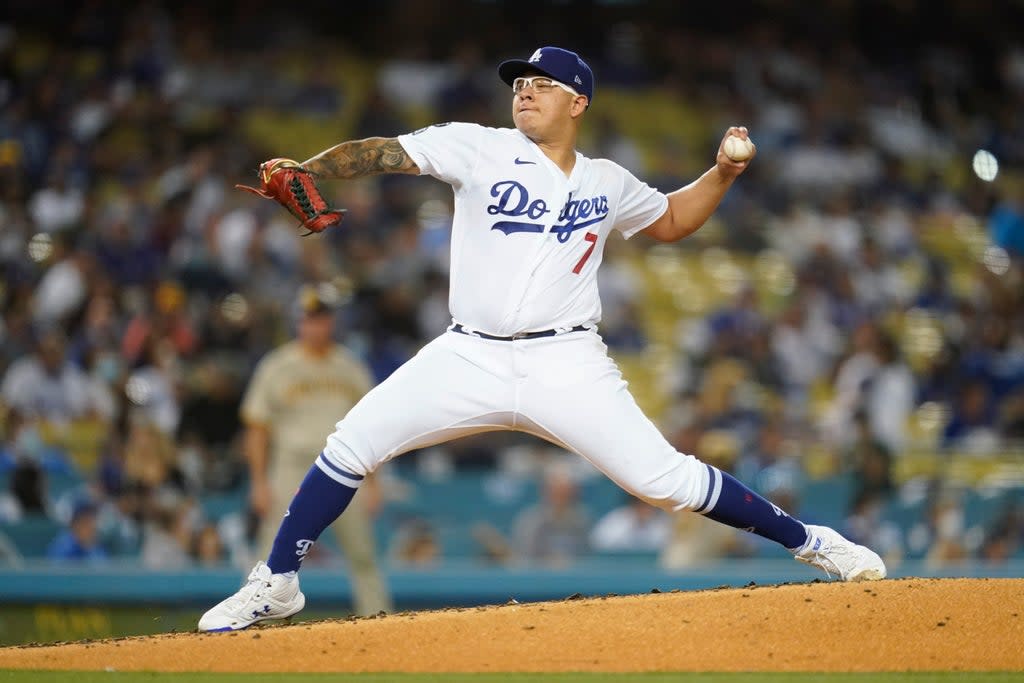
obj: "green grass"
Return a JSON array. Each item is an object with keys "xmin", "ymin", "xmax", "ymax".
[{"xmin": 2, "ymin": 673, "xmax": 1024, "ymax": 683}]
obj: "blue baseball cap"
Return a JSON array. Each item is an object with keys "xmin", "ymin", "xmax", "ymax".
[{"xmin": 498, "ymin": 46, "xmax": 594, "ymax": 103}]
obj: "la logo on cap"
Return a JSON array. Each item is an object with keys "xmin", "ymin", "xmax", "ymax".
[{"xmin": 529, "ymin": 49, "xmax": 543, "ymax": 63}]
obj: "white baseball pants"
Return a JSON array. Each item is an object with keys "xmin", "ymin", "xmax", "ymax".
[{"xmin": 322, "ymin": 329, "xmax": 713, "ymax": 512}]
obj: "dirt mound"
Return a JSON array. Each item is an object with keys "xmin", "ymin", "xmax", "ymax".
[{"xmin": 1, "ymin": 578, "xmax": 1021, "ymax": 672}]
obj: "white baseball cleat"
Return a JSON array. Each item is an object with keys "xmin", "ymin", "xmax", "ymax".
[
  {"xmin": 198, "ymin": 561, "xmax": 305, "ymax": 632},
  {"xmin": 794, "ymin": 524, "xmax": 887, "ymax": 582}
]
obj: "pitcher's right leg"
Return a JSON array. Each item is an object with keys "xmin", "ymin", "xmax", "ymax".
[
  {"xmin": 199, "ymin": 333, "xmax": 519, "ymax": 631},
  {"xmin": 280, "ymin": 332, "xmax": 518, "ymax": 574},
  {"xmin": 321, "ymin": 331, "xmax": 520, "ymax": 476}
]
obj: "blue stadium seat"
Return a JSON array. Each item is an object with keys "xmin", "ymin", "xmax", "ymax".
[
  {"xmin": 200, "ymin": 489, "xmax": 248, "ymax": 521},
  {"xmin": 386, "ymin": 473, "xmax": 540, "ymax": 535},
  {"xmin": 47, "ymin": 471, "xmax": 86, "ymax": 499},
  {"xmin": 962, "ymin": 488, "xmax": 1014, "ymax": 529},
  {"xmin": 579, "ymin": 477, "xmax": 630, "ymax": 519},
  {"xmin": 0, "ymin": 516, "xmax": 63, "ymax": 558},
  {"xmin": 796, "ymin": 474, "xmax": 855, "ymax": 529},
  {"xmin": 882, "ymin": 494, "xmax": 927, "ymax": 530}
]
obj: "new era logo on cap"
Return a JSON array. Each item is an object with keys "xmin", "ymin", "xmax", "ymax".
[{"xmin": 498, "ymin": 46, "xmax": 595, "ymax": 104}]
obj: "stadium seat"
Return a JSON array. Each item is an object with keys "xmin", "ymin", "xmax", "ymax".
[
  {"xmin": 797, "ymin": 474, "xmax": 855, "ymax": 529},
  {"xmin": 0, "ymin": 516, "xmax": 63, "ymax": 558},
  {"xmin": 199, "ymin": 489, "xmax": 248, "ymax": 522}
]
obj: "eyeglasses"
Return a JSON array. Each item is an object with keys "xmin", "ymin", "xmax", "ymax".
[{"xmin": 512, "ymin": 75, "xmax": 580, "ymax": 97}]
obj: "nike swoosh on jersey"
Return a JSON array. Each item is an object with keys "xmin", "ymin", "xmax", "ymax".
[{"xmin": 514, "ymin": 157, "xmax": 536, "ymax": 165}]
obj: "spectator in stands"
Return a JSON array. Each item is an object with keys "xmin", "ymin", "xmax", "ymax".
[
  {"xmin": 703, "ymin": 286, "xmax": 766, "ymax": 361},
  {"xmin": 771, "ymin": 300, "xmax": 831, "ymax": 403},
  {"xmin": 913, "ymin": 258, "xmax": 957, "ymax": 312},
  {"xmin": 845, "ymin": 489, "xmax": 904, "ymax": 567},
  {"xmin": 0, "ymin": 460, "xmax": 48, "ymax": 523},
  {"xmin": 863, "ymin": 333, "xmax": 916, "ymax": 455},
  {"xmin": 922, "ymin": 493, "xmax": 970, "ymax": 568},
  {"xmin": 593, "ymin": 243, "xmax": 646, "ymax": 353},
  {"xmin": 176, "ymin": 359, "xmax": 245, "ymax": 491},
  {"xmin": 0, "ymin": 409, "xmax": 75, "ymax": 475},
  {"xmin": 389, "ymin": 518, "xmax": 441, "ymax": 567},
  {"xmin": 646, "ymin": 136, "xmax": 692, "ymax": 194},
  {"xmin": 31, "ymin": 234, "xmax": 96, "ymax": 328},
  {"xmin": 695, "ymin": 358, "xmax": 761, "ymax": 452},
  {"xmin": 192, "ymin": 522, "xmax": 226, "ymax": 566},
  {"xmin": 124, "ymin": 334, "xmax": 182, "ymax": 436},
  {"xmin": 735, "ymin": 421, "xmax": 804, "ymax": 505},
  {"xmin": 67, "ymin": 292, "xmax": 122, "ymax": 368},
  {"xmin": 27, "ymin": 168, "xmax": 84, "ymax": 233},
  {"xmin": 121, "ymin": 417, "xmax": 187, "ymax": 506},
  {"xmin": 470, "ymin": 522, "xmax": 515, "ymax": 566},
  {"xmin": 0, "ymin": 295, "xmax": 35, "ymax": 381},
  {"xmin": 589, "ymin": 114, "xmax": 645, "ymax": 174},
  {"xmin": 988, "ymin": 184, "xmax": 1024, "ymax": 259},
  {"xmin": 95, "ymin": 485, "xmax": 142, "ymax": 559},
  {"xmin": 120, "ymin": 282, "xmax": 197, "ymax": 367},
  {"xmin": 513, "ymin": 466, "xmax": 591, "ymax": 567},
  {"xmin": 1, "ymin": 328, "xmax": 97, "ymax": 425},
  {"xmin": 354, "ymin": 85, "xmax": 408, "ymax": 139},
  {"xmin": 846, "ymin": 411, "xmax": 894, "ymax": 502},
  {"xmin": 978, "ymin": 499, "xmax": 1023, "ymax": 563},
  {"xmin": 91, "ymin": 207, "xmax": 164, "ymax": 288},
  {"xmin": 599, "ymin": 300, "xmax": 648, "ymax": 352},
  {"xmin": 78, "ymin": 344, "xmax": 120, "ymax": 424},
  {"xmin": 433, "ymin": 42, "xmax": 490, "ymax": 123},
  {"xmin": 850, "ymin": 236, "xmax": 911, "ymax": 314},
  {"xmin": 821, "ymin": 320, "xmax": 880, "ymax": 450},
  {"xmin": 1000, "ymin": 388, "xmax": 1024, "ymax": 443},
  {"xmin": 963, "ymin": 316, "xmax": 1024, "ymax": 403},
  {"xmin": 744, "ymin": 328, "xmax": 786, "ymax": 393},
  {"xmin": 942, "ymin": 380, "xmax": 999, "ymax": 453},
  {"xmin": 590, "ymin": 493, "xmax": 672, "ymax": 553},
  {"xmin": 140, "ymin": 500, "xmax": 195, "ymax": 570},
  {"xmin": 47, "ymin": 500, "xmax": 108, "ymax": 563}
]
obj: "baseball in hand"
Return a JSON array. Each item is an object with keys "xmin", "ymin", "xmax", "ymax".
[{"xmin": 723, "ymin": 135, "xmax": 755, "ymax": 162}]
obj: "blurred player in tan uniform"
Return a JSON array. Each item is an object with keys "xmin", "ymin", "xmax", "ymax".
[{"xmin": 240, "ymin": 284, "xmax": 392, "ymax": 616}]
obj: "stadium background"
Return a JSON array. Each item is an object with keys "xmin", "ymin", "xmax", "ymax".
[{"xmin": 1, "ymin": 0, "xmax": 1022, "ymax": 644}]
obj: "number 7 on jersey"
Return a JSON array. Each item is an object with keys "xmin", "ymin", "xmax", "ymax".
[{"xmin": 572, "ymin": 232, "xmax": 599, "ymax": 274}]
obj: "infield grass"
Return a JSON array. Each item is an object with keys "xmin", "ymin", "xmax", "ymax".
[{"xmin": 2, "ymin": 673, "xmax": 1024, "ymax": 682}]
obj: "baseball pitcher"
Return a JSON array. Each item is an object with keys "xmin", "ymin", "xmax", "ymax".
[{"xmin": 200, "ymin": 46, "xmax": 885, "ymax": 632}]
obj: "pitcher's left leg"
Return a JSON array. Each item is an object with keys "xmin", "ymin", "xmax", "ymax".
[
  {"xmin": 518, "ymin": 334, "xmax": 885, "ymax": 580},
  {"xmin": 518, "ymin": 334, "xmax": 780, "ymax": 520}
]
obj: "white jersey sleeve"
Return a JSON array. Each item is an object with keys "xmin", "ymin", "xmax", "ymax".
[
  {"xmin": 397, "ymin": 122, "xmax": 484, "ymax": 189},
  {"xmin": 614, "ymin": 169, "xmax": 669, "ymax": 239}
]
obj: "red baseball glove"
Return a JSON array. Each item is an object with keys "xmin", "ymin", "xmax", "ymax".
[{"xmin": 236, "ymin": 158, "xmax": 345, "ymax": 233}]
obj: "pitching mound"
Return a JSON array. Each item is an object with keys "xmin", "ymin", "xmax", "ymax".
[{"xmin": 1, "ymin": 578, "xmax": 1021, "ymax": 672}]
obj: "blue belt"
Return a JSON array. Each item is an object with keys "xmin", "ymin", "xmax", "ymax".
[{"xmin": 451, "ymin": 323, "xmax": 589, "ymax": 341}]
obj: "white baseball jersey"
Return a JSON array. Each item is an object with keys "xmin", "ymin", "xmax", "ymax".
[
  {"xmin": 322, "ymin": 122, "xmax": 714, "ymax": 526},
  {"xmin": 397, "ymin": 123, "xmax": 668, "ymax": 335}
]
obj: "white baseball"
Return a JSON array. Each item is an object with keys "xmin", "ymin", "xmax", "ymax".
[{"xmin": 723, "ymin": 135, "xmax": 754, "ymax": 162}]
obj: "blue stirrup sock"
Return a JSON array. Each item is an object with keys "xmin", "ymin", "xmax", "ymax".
[
  {"xmin": 695, "ymin": 464, "xmax": 809, "ymax": 550},
  {"xmin": 266, "ymin": 453, "xmax": 363, "ymax": 574}
]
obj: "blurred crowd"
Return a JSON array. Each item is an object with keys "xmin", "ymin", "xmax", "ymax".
[{"xmin": 1, "ymin": 1, "xmax": 1023, "ymax": 570}]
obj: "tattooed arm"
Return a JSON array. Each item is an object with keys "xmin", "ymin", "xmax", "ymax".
[{"xmin": 301, "ymin": 137, "xmax": 419, "ymax": 179}]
